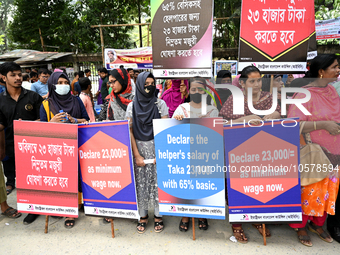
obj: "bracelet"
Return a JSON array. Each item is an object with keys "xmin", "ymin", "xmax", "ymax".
[
  {"xmin": 314, "ymin": 121, "xmax": 316, "ymax": 131},
  {"xmin": 73, "ymin": 118, "xmax": 78, "ymax": 124}
]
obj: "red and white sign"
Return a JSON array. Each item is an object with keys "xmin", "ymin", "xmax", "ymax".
[
  {"xmin": 238, "ymin": 0, "xmax": 315, "ymax": 73},
  {"xmin": 316, "ymin": 17, "xmax": 340, "ymax": 40},
  {"xmin": 14, "ymin": 121, "xmax": 78, "ymax": 217}
]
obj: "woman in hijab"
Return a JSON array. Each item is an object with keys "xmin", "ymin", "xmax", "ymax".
[
  {"xmin": 126, "ymin": 71, "xmax": 169, "ymax": 234},
  {"xmin": 40, "ymin": 71, "xmax": 89, "ymax": 229},
  {"xmin": 107, "ymin": 68, "xmax": 134, "ymax": 121},
  {"xmin": 161, "ymin": 79, "xmax": 188, "ymax": 118}
]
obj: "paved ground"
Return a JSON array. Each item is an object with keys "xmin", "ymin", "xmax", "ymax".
[{"xmin": 1, "ymin": 189, "xmax": 339, "ymax": 255}]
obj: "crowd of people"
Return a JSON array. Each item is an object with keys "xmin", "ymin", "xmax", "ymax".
[{"xmin": 0, "ymin": 54, "xmax": 340, "ymax": 247}]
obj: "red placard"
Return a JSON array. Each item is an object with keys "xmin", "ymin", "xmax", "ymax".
[
  {"xmin": 238, "ymin": 0, "xmax": 315, "ymax": 73},
  {"xmin": 14, "ymin": 121, "xmax": 78, "ymax": 217}
]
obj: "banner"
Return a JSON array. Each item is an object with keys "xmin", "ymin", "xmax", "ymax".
[
  {"xmin": 224, "ymin": 120, "xmax": 302, "ymax": 223},
  {"xmin": 154, "ymin": 118, "xmax": 225, "ymax": 219},
  {"xmin": 105, "ymin": 47, "xmax": 153, "ymax": 70},
  {"xmin": 78, "ymin": 121, "xmax": 139, "ymax": 219},
  {"xmin": 214, "ymin": 60, "xmax": 238, "ymax": 79},
  {"xmin": 151, "ymin": 0, "xmax": 213, "ymax": 78},
  {"xmin": 238, "ymin": 0, "xmax": 315, "ymax": 73},
  {"xmin": 316, "ymin": 17, "xmax": 340, "ymax": 40},
  {"xmin": 14, "ymin": 121, "xmax": 78, "ymax": 217}
]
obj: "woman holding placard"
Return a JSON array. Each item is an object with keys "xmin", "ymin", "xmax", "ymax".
[
  {"xmin": 126, "ymin": 71, "xmax": 168, "ymax": 234},
  {"xmin": 219, "ymin": 66, "xmax": 281, "ymax": 243},
  {"xmin": 173, "ymin": 77, "xmax": 219, "ymax": 232}
]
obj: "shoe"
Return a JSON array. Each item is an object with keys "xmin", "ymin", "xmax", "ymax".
[
  {"xmin": 154, "ymin": 215, "xmax": 164, "ymax": 233},
  {"xmin": 308, "ymin": 222, "xmax": 333, "ymax": 243},
  {"xmin": 179, "ymin": 218, "xmax": 190, "ymax": 232},
  {"xmin": 23, "ymin": 214, "xmax": 39, "ymax": 225},
  {"xmin": 6, "ymin": 185, "xmax": 15, "ymax": 195},
  {"xmin": 64, "ymin": 218, "xmax": 75, "ymax": 229},
  {"xmin": 1, "ymin": 207, "xmax": 22, "ymax": 218},
  {"xmin": 137, "ymin": 215, "xmax": 148, "ymax": 234},
  {"xmin": 328, "ymin": 226, "xmax": 340, "ymax": 243},
  {"xmin": 198, "ymin": 218, "xmax": 208, "ymax": 230}
]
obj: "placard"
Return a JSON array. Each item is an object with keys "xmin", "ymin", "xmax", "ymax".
[
  {"xmin": 154, "ymin": 118, "xmax": 225, "ymax": 219},
  {"xmin": 78, "ymin": 121, "xmax": 138, "ymax": 219},
  {"xmin": 14, "ymin": 121, "xmax": 78, "ymax": 217},
  {"xmin": 238, "ymin": 0, "xmax": 315, "ymax": 73},
  {"xmin": 316, "ymin": 17, "xmax": 340, "ymax": 40},
  {"xmin": 225, "ymin": 120, "xmax": 302, "ymax": 223},
  {"xmin": 151, "ymin": 0, "xmax": 213, "ymax": 78}
]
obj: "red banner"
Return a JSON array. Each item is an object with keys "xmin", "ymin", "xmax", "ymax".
[
  {"xmin": 14, "ymin": 121, "xmax": 78, "ymax": 217},
  {"xmin": 238, "ymin": 0, "xmax": 315, "ymax": 73}
]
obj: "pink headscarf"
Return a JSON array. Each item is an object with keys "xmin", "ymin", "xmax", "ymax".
[
  {"xmin": 232, "ymin": 74, "xmax": 242, "ymax": 89},
  {"xmin": 161, "ymin": 79, "xmax": 188, "ymax": 118}
]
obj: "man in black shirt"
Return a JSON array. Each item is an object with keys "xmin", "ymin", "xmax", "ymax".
[{"xmin": 0, "ymin": 62, "xmax": 43, "ymax": 224}]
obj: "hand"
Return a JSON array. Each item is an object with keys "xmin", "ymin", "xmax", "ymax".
[
  {"xmin": 244, "ymin": 115, "xmax": 262, "ymax": 125},
  {"xmin": 153, "ymin": 158, "xmax": 156, "ymax": 165},
  {"xmin": 135, "ymin": 155, "xmax": 145, "ymax": 167},
  {"xmin": 66, "ymin": 113, "xmax": 77, "ymax": 124},
  {"xmin": 173, "ymin": 115, "xmax": 184, "ymax": 121},
  {"xmin": 263, "ymin": 111, "xmax": 281, "ymax": 121},
  {"xmin": 50, "ymin": 112, "xmax": 67, "ymax": 123},
  {"xmin": 322, "ymin": 121, "xmax": 340, "ymax": 136}
]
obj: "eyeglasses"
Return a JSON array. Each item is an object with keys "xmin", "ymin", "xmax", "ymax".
[{"xmin": 108, "ymin": 80, "xmax": 117, "ymax": 86}]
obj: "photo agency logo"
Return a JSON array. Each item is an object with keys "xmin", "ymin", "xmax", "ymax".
[{"xmin": 195, "ymin": 81, "xmax": 312, "ymax": 127}]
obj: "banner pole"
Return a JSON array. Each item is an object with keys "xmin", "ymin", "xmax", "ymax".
[
  {"xmin": 44, "ymin": 215, "xmax": 49, "ymax": 234},
  {"xmin": 262, "ymin": 223, "xmax": 267, "ymax": 246},
  {"xmin": 111, "ymin": 218, "xmax": 115, "ymax": 238},
  {"xmin": 192, "ymin": 217, "xmax": 196, "ymax": 240},
  {"xmin": 270, "ymin": 74, "xmax": 274, "ymax": 94}
]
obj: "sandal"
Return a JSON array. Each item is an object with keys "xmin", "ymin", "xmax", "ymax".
[
  {"xmin": 6, "ymin": 186, "xmax": 14, "ymax": 195},
  {"xmin": 1, "ymin": 207, "xmax": 22, "ymax": 218},
  {"xmin": 252, "ymin": 224, "xmax": 271, "ymax": 237},
  {"xmin": 103, "ymin": 217, "xmax": 111, "ymax": 224},
  {"xmin": 137, "ymin": 215, "xmax": 148, "ymax": 234},
  {"xmin": 154, "ymin": 215, "xmax": 164, "ymax": 233},
  {"xmin": 232, "ymin": 226, "xmax": 248, "ymax": 244},
  {"xmin": 64, "ymin": 218, "xmax": 75, "ymax": 229},
  {"xmin": 198, "ymin": 218, "xmax": 208, "ymax": 230},
  {"xmin": 308, "ymin": 222, "xmax": 333, "ymax": 243},
  {"xmin": 297, "ymin": 227, "xmax": 313, "ymax": 247},
  {"xmin": 179, "ymin": 217, "xmax": 190, "ymax": 232}
]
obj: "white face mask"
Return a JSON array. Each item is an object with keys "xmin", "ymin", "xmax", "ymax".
[{"xmin": 55, "ymin": 85, "xmax": 70, "ymax": 95}]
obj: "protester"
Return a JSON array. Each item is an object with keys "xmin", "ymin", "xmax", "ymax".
[
  {"xmin": 21, "ymin": 73, "xmax": 31, "ymax": 90},
  {"xmin": 172, "ymin": 77, "xmax": 219, "ymax": 232},
  {"xmin": 40, "ymin": 71, "xmax": 89, "ymax": 228},
  {"xmin": 288, "ymin": 54, "xmax": 340, "ymax": 246},
  {"xmin": 133, "ymin": 70, "xmax": 140, "ymax": 84},
  {"xmin": 0, "ymin": 62, "xmax": 43, "ymax": 224},
  {"xmin": 31, "ymin": 68, "xmax": 50, "ymax": 99},
  {"xmin": 29, "ymin": 71, "xmax": 38, "ymax": 83},
  {"xmin": 73, "ymin": 71, "xmax": 84, "ymax": 96},
  {"xmin": 126, "ymin": 71, "xmax": 168, "ymax": 234},
  {"xmin": 127, "ymin": 68, "xmax": 136, "ymax": 95},
  {"xmin": 96, "ymin": 68, "xmax": 103, "ymax": 105},
  {"xmin": 213, "ymin": 70, "xmax": 233, "ymax": 111},
  {"xmin": 79, "ymin": 77, "xmax": 95, "ymax": 122},
  {"xmin": 84, "ymin": 69, "xmax": 91, "ymax": 77},
  {"xmin": 71, "ymin": 72, "xmax": 79, "ymax": 95},
  {"xmin": 262, "ymin": 74, "xmax": 284, "ymax": 96},
  {"xmin": 107, "ymin": 68, "xmax": 134, "ymax": 121},
  {"xmin": 98, "ymin": 68, "xmax": 109, "ymax": 121},
  {"xmin": 25, "ymin": 67, "xmax": 31, "ymax": 73},
  {"xmin": 0, "ymin": 73, "xmax": 6, "ymax": 94},
  {"xmin": 161, "ymin": 79, "xmax": 188, "ymax": 118},
  {"xmin": 219, "ymin": 65, "xmax": 281, "ymax": 243}
]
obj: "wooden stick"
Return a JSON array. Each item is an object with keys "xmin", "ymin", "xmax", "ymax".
[
  {"xmin": 270, "ymin": 74, "xmax": 274, "ymax": 94},
  {"xmin": 99, "ymin": 26, "xmax": 105, "ymax": 66},
  {"xmin": 192, "ymin": 217, "xmax": 195, "ymax": 240},
  {"xmin": 39, "ymin": 28, "xmax": 45, "ymax": 52},
  {"xmin": 111, "ymin": 218, "xmax": 115, "ymax": 238},
  {"xmin": 262, "ymin": 223, "xmax": 267, "ymax": 246},
  {"xmin": 147, "ymin": 24, "xmax": 150, "ymax": 47},
  {"xmin": 44, "ymin": 215, "xmax": 49, "ymax": 234}
]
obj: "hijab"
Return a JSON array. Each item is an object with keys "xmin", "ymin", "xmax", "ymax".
[
  {"xmin": 108, "ymin": 68, "xmax": 133, "ymax": 120},
  {"xmin": 132, "ymin": 71, "xmax": 160, "ymax": 141},
  {"xmin": 47, "ymin": 72, "xmax": 82, "ymax": 117},
  {"xmin": 161, "ymin": 79, "xmax": 188, "ymax": 118}
]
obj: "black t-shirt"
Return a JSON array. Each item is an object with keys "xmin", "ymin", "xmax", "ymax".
[{"xmin": 0, "ymin": 88, "xmax": 43, "ymax": 157}]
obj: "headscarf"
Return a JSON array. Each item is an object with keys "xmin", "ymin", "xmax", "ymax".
[
  {"xmin": 47, "ymin": 72, "xmax": 82, "ymax": 117},
  {"xmin": 132, "ymin": 71, "xmax": 160, "ymax": 141},
  {"xmin": 108, "ymin": 68, "xmax": 133, "ymax": 120},
  {"xmin": 161, "ymin": 79, "xmax": 188, "ymax": 118},
  {"xmin": 232, "ymin": 74, "xmax": 242, "ymax": 89}
]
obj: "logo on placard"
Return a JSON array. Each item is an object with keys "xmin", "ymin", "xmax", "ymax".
[
  {"xmin": 243, "ymin": 214, "xmax": 249, "ymax": 221},
  {"xmin": 170, "ymin": 205, "xmax": 176, "ymax": 212},
  {"xmin": 28, "ymin": 204, "xmax": 34, "ymax": 211},
  {"xmin": 93, "ymin": 208, "xmax": 99, "ymax": 214}
]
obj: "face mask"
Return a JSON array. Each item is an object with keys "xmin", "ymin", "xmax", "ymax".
[
  {"xmin": 191, "ymin": 93, "xmax": 202, "ymax": 103},
  {"xmin": 145, "ymin": 85, "xmax": 156, "ymax": 95},
  {"xmin": 55, "ymin": 85, "xmax": 70, "ymax": 95}
]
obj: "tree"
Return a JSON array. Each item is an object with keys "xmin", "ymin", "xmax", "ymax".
[{"xmin": 0, "ymin": 0, "xmax": 14, "ymax": 53}]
